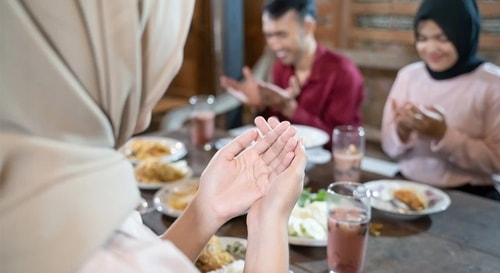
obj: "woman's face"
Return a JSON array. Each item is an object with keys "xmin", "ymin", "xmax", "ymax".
[{"xmin": 416, "ymin": 20, "xmax": 458, "ymax": 72}]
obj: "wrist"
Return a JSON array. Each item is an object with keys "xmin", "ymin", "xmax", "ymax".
[
  {"xmin": 247, "ymin": 205, "xmax": 290, "ymax": 233},
  {"xmin": 396, "ymin": 123, "xmax": 411, "ymax": 142},
  {"xmin": 187, "ymin": 195, "xmax": 227, "ymax": 233},
  {"xmin": 245, "ymin": 213, "xmax": 289, "ymax": 272},
  {"xmin": 280, "ymin": 99, "xmax": 297, "ymax": 118},
  {"xmin": 434, "ymin": 124, "xmax": 447, "ymax": 141},
  {"xmin": 247, "ymin": 212, "xmax": 288, "ymax": 238},
  {"xmin": 159, "ymin": 195, "xmax": 225, "ymax": 261}
]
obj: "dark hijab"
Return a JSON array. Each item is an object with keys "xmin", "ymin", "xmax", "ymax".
[{"xmin": 414, "ymin": 0, "xmax": 484, "ymax": 80}]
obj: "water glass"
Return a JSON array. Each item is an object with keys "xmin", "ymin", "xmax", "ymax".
[
  {"xmin": 327, "ymin": 181, "xmax": 371, "ymax": 273},
  {"xmin": 189, "ymin": 95, "xmax": 215, "ymax": 146},
  {"xmin": 332, "ymin": 126, "xmax": 365, "ymax": 182}
]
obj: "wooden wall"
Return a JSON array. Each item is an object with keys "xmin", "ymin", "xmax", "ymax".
[
  {"xmin": 244, "ymin": 0, "xmax": 265, "ymax": 67},
  {"xmin": 165, "ymin": 0, "xmax": 215, "ymax": 100},
  {"xmin": 319, "ymin": 0, "xmax": 500, "ymax": 131}
]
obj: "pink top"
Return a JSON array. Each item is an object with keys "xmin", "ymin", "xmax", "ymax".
[{"xmin": 381, "ymin": 62, "xmax": 500, "ymax": 187}]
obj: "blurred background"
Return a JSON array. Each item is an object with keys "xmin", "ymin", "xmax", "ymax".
[{"xmin": 148, "ymin": 0, "xmax": 500, "ymax": 140}]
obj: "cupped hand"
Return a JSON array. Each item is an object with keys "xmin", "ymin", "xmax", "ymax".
[
  {"xmin": 220, "ymin": 66, "xmax": 262, "ymax": 106},
  {"xmin": 391, "ymin": 99, "xmax": 415, "ymax": 142},
  {"xmin": 247, "ymin": 137, "xmax": 307, "ymax": 224},
  {"xmin": 196, "ymin": 117, "xmax": 298, "ymax": 222},
  {"xmin": 258, "ymin": 76, "xmax": 299, "ymax": 110},
  {"xmin": 409, "ymin": 104, "xmax": 447, "ymax": 141}
]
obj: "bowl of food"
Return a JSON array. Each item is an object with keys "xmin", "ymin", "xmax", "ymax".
[
  {"xmin": 197, "ymin": 235, "xmax": 247, "ymax": 273},
  {"xmin": 120, "ymin": 136, "xmax": 187, "ymax": 165},
  {"xmin": 135, "ymin": 159, "xmax": 192, "ymax": 190},
  {"xmin": 153, "ymin": 177, "xmax": 200, "ymax": 216}
]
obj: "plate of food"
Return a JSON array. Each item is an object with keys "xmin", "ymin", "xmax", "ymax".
[
  {"xmin": 288, "ymin": 188, "xmax": 328, "ymax": 247},
  {"xmin": 364, "ymin": 179, "xmax": 451, "ymax": 220},
  {"xmin": 135, "ymin": 159, "xmax": 193, "ymax": 190},
  {"xmin": 196, "ymin": 235, "xmax": 246, "ymax": 273},
  {"xmin": 228, "ymin": 124, "xmax": 329, "ymax": 149},
  {"xmin": 153, "ymin": 177, "xmax": 199, "ymax": 217},
  {"xmin": 119, "ymin": 136, "xmax": 187, "ymax": 165}
]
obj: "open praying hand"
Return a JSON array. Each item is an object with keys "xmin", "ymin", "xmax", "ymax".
[
  {"xmin": 196, "ymin": 116, "xmax": 300, "ymax": 222},
  {"xmin": 391, "ymin": 99, "xmax": 447, "ymax": 142}
]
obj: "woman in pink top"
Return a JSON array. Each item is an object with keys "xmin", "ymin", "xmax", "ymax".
[{"xmin": 381, "ymin": 0, "xmax": 500, "ymax": 200}]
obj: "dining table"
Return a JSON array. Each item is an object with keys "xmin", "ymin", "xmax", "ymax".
[{"xmin": 139, "ymin": 127, "xmax": 500, "ymax": 273}]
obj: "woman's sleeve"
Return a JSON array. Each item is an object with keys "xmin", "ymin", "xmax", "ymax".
[
  {"xmin": 381, "ymin": 68, "xmax": 416, "ymax": 158},
  {"xmin": 430, "ymin": 85, "xmax": 500, "ymax": 174}
]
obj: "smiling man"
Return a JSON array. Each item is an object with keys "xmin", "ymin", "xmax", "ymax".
[{"xmin": 221, "ymin": 0, "xmax": 365, "ymax": 149}]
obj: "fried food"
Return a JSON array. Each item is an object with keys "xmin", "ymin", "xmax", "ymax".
[
  {"xmin": 127, "ymin": 139, "xmax": 172, "ymax": 160},
  {"xmin": 393, "ymin": 189, "xmax": 428, "ymax": 211},
  {"xmin": 196, "ymin": 236, "xmax": 235, "ymax": 273},
  {"xmin": 134, "ymin": 159, "xmax": 187, "ymax": 183},
  {"xmin": 168, "ymin": 183, "xmax": 198, "ymax": 211}
]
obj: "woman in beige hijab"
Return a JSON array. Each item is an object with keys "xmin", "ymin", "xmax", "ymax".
[{"xmin": 0, "ymin": 1, "xmax": 307, "ymax": 272}]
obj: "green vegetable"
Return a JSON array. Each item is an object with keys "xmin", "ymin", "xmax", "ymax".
[
  {"xmin": 297, "ymin": 188, "xmax": 327, "ymax": 207},
  {"xmin": 226, "ymin": 241, "xmax": 246, "ymax": 260}
]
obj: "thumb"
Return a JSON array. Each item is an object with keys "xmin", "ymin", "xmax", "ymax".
[
  {"xmin": 289, "ymin": 139, "xmax": 307, "ymax": 173},
  {"xmin": 243, "ymin": 66, "xmax": 256, "ymax": 82},
  {"xmin": 288, "ymin": 76, "xmax": 300, "ymax": 97}
]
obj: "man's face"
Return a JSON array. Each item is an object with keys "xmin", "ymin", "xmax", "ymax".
[{"xmin": 262, "ymin": 10, "xmax": 307, "ymax": 65}]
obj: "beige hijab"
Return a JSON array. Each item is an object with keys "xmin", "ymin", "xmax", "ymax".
[{"xmin": 0, "ymin": 1, "xmax": 194, "ymax": 272}]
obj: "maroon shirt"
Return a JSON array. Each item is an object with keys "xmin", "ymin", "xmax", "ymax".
[{"xmin": 264, "ymin": 44, "xmax": 364, "ymax": 148}]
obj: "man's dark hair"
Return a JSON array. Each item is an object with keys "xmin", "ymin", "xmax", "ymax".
[{"xmin": 263, "ymin": 0, "xmax": 317, "ymax": 20}]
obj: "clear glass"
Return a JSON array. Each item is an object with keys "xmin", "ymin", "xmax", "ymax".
[
  {"xmin": 327, "ymin": 182, "xmax": 371, "ymax": 273},
  {"xmin": 492, "ymin": 173, "xmax": 500, "ymax": 194},
  {"xmin": 189, "ymin": 95, "xmax": 215, "ymax": 146},
  {"xmin": 332, "ymin": 126, "xmax": 365, "ymax": 182}
]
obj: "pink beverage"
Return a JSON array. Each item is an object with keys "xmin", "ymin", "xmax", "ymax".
[
  {"xmin": 333, "ymin": 151, "xmax": 363, "ymax": 182},
  {"xmin": 190, "ymin": 110, "xmax": 215, "ymax": 145},
  {"xmin": 327, "ymin": 208, "xmax": 369, "ymax": 273}
]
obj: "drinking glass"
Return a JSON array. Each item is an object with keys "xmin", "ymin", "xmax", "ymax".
[
  {"xmin": 492, "ymin": 173, "xmax": 500, "ymax": 194},
  {"xmin": 332, "ymin": 126, "xmax": 365, "ymax": 182},
  {"xmin": 327, "ymin": 181, "xmax": 371, "ymax": 273},
  {"xmin": 189, "ymin": 95, "xmax": 215, "ymax": 146}
]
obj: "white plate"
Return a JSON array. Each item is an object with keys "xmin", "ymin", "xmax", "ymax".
[
  {"xmin": 136, "ymin": 164, "xmax": 193, "ymax": 190},
  {"xmin": 228, "ymin": 124, "xmax": 329, "ymax": 149},
  {"xmin": 294, "ymin": 125, "xmax": 329, "ymax": 149},
  {"xmin": 153, "ymin": 178, "xmax": 200, "ymax": 217},
  {"xmin": 288, "ymin": 236, "xmax": 326, "ymax": 247},
  {"xmin": 119, "ymin": 136, "xmax": 187, "ymax": 165},
  {"xmin": 306, "ymin": 147, "xmax": 331, "ymax": 164},
  {"xmin": 364, "ymin": 179, "xmax": 451, "ymax": 220}
]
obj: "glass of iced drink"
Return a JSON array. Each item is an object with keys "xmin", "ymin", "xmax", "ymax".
[
  {"xmin": 189, "ymin": 95, "xmax": 215, "ymax": 146},
  {"xmin": 327, "ymin": 181, "xmax": 371, "ymax": 273},
  {"xmin": 332, "ymin": 126, "xmax": 365, "ymax": 182}
]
